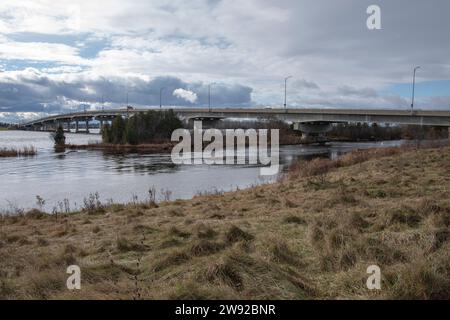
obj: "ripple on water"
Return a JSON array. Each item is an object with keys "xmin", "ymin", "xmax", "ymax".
[{"xmin": 0, "ymin": 130, "xmax": 407, "ymax": 212}]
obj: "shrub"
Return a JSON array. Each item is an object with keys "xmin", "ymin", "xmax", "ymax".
[{"xmin": 53, "ymin": 125, "xmax": 66, "ymax": 146}]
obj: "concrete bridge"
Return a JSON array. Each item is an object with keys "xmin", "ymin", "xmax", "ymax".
[{"xmin": 17, "ymin": 107, "xmax": 450, "ymax": 138}]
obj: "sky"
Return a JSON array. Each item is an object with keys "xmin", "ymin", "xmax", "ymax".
[{"xmin": 0, "ymin": 0, "xmax": 449, "ymax": 123}]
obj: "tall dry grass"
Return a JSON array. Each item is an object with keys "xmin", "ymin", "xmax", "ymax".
[
  {"xmin": 288, "ymin": 145, "xmax": 418, "ymax": 180},
  {"xmin": 0, "ymin": 146, "xmax": 37, "ymax": 157},
  {"xmin": 0, "ymin": 143, "xmax": 449, "ymax": 300}
]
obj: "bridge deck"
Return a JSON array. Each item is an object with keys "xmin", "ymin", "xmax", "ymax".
[{"xmin": 18, "ymin": 108, "xmax": 450, "ymax": 128}]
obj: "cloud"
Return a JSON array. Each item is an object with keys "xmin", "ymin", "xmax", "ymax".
[
  {"xmin": 0, "ymin": 68, "xmax": 253, "ymax": 122},
  {"xmin": 173, "ymin": 88, "xmax": 197, "ymax": 104},
  {"xmin": 0, "ymin": 0, "xmax": 449, "ymax": 122},
  {"xmin": 338, "ymin": 86, "xmax": 378, "ymax": 98},
  {"xmin": 0, "ymin": 40, "xmax": 88, "ymax": 65},
  {"xmin": 294, "ymin": 79, "xmax": 320, "ymax": 90}
]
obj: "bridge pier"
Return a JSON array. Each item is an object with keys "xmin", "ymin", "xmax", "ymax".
[
  {"xmin": 86, "ymin": 119, "xmax": 90, "ymax": 133},
  {"xmin": 187, "ymin": 117, "xmax": 222, "ymax": 129},
  {"xmin": 75, "ymin": 120, "xmax": 79, "ymax": 133},
  {"xmin": 293, "ymin": 122, "xmax": 332, "ymax": 143}
]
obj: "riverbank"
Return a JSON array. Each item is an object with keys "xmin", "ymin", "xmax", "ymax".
[
  {"xmin": 0, "ymin": 144, "xmax": 449, "ymax": 299},
  {"xmin": 62, "ymin": 142, "xmax": 175, "ymax": 154}
]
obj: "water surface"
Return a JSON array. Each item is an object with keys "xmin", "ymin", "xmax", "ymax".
[{"xmin": 0, "ymin": 130, "xmax": 405, "ymax": 212}]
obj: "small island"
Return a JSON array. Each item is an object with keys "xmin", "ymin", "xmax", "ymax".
[{"xmin": 56, "ymin": 109, "xmax": 182, "ymax": 153}]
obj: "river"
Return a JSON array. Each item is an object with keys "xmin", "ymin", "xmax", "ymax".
[{"xmin": 0, "ymin": 130, "xmax": 406, "ymax": 212}]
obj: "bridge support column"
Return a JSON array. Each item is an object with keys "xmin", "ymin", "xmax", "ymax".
[
  {"xmin": 85, "ymin": 119, "xmax": 90, "ymax": 133},
  {"xmin": 187, "ymin": 118, "xmax": 222, "ymax": 129},
  {"xmin": 293, "ymin": 122, "xmax": 332, "ymax": 144},
  {"xmin": 66, "ymin": 121, "xmax": 71, "ymax": 133},
  {"xmin": 75, "ymin": 120, "xmax": 79, "ymax": 133}
]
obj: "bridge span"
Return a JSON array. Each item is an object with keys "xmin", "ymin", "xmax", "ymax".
[{"xmin": 17, "ymin": 108, "xmax": 450, "ymax": 137}]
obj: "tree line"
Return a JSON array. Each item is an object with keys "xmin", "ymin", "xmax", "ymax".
[
  {"xmin": 101, "ymin": 109, "xmax": 183, "ymax": 145},
  {"xmin": 328, "ymin": 122, "xmax": 449, "ymax": 141}
]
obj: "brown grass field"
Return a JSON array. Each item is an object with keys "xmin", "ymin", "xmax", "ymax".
[{"xmin": 0, "ymin": 144, "xmax": 449, "ymax": 299}]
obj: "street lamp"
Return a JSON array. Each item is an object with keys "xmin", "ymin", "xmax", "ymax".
[
  {"xmin": 284, "ymin": 76, "xmax": 292, "ymax": 109},
  {"xmin": 160, "ymin": 87, "xmax": 166, "ymax": 109},
  {"xmin": 411, "ymin": 66, "xmax": 420, "ymax": 114},
  {"xmin": 208, "ymin": 83, "xmax": 215, "ymax": 112},
  {"xmin": 100, "ymin": 76, "xmax": 107, "ymax": 111}
]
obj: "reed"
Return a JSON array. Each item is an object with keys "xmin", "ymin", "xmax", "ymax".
[{"xmin": 0, "ymin": 146, "xmax": 37, "ymax": 157}]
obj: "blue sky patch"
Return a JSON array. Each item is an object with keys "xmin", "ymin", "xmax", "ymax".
[{"xmin": 387, "ymin": 79, "xmax": 450, "ymax": 98}]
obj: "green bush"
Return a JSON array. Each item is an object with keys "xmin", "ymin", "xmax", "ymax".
[{"xmin": 53, "ymin": 125, "xmax": 66, "ymax": 146}]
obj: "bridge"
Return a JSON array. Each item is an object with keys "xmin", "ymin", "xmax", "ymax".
[{"xmin": 17, "ymin": 107, "xmax": 450, "ymax": 139}]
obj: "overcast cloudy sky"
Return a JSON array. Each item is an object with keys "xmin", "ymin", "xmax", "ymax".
[{"xmin": 0, "ymin": 0, "xmax": 449, "ymax": 122}]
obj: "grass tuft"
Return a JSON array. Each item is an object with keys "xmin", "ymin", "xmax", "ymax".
[{"xmin": 224, "ymin": 226, "xmax": 254, "ymax": 244}]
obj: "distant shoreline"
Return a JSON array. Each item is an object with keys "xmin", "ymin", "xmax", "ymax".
[{"xmin": 62, "ymin": 142, "xmax": 175, "ymax": 154}]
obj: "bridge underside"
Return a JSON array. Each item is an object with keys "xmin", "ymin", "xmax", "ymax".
[
  {"xmin": 182, "ymin": 112, "xmax": 450, "ymax": 143},
  {"xmin": 292, "ymin": 122, "xmax": 333, "ymax": 143},
  {"xmin": 22, "ymin": 115, "xmax": 119, "ymax": 133}
]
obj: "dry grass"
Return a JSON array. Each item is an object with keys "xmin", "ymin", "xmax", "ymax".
[
  {"xmin": 0, "ymin": 146, "xmax": 37, "ymax": 157},
  {"xmin": 0, "ymin": 145, "xmax": 449, "ymax": 299}
]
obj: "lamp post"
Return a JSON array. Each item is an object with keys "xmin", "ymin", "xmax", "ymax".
[
  {"xmin": 284, "ymin": 76, "xmax": 292, "ymax": 109},
  {"xmin": 160, "ymin": 87, "xmax": 165, "ymax": 109},
  {"xmin": 411, "ymin": 66, "xmax": 420, "ymax": 114},
  {"xmin": 208, "ymin": 83, "xmax": 215, "ymax": 112}
]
